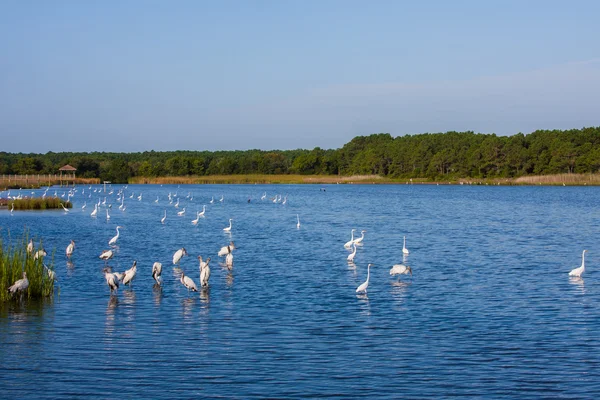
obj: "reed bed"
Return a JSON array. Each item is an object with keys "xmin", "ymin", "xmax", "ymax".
[
  {"xmin": 0, "ymin": 236, "xmax": 55, "ymax": 303},
  {"xmin": 130, "ymin": 174, "xmax": 391, "ymax": 185},
  {"xmin": 513, "ymin": 173, "xmax": 600, "ymax": 185},
  {"xmin": 7, "ymin": 198, "xmax": 72, "ymax": 210}
]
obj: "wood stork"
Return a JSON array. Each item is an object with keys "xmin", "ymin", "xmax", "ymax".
[
  {"xmin": 180, "ymin": 270, "xmax": 198, "ymax": 293},
  {"xmin": 200, "ymin": 257, "xmax": 211, "ymax": 287},
  {"xmin": 152, "ymin": 262, "xmax": 163, "ymax": 286},
  {"xmin": 99, "ymin": 249, "xmax": 114, "ymax": 264},
  {"xmin": 390, "ymin": 264, "xmax": 412, "ymax": 277},
  {"xmin": 225, "ymin": 252, "xmax": 233, "ymax": 268},
  {"xmin": 356, "ymin": 264, "xmax": 373, "ymax": 294},
  {"xmin": 66, "ymin": 240, "xmax": 75, "ymax": 258},
  {"xmin": 8, "ymin": 272, "xmax": 29, "ymax": 294},
  {"xmin": 218, "ymin": 242, "xmax": 235, "ymax": 257},
  {"xmin": 103, "ymin": 268, "xmax": 119, "ymax": 293},
  {"xmin": 173, "ymin": 247, "xmax": 188, "ymax": 266},
  {"xmin": 122, "ymin": 261, "xmax": 137, "ymax": 286},
  {"xmin": 34, "ymin": 249, "xmax": 47, "ymax": 260},
  {"xmin": 569, "ymin": 250, "xmax": 588, "ymax": 277}
]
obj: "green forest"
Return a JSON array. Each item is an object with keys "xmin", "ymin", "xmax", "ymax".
[{"xmin": 1, "ymin": 127, "xmax": 600, "ymax": 183}]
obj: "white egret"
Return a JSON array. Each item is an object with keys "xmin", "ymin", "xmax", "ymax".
[
  {"xmin": 191, "ymin": 211, "xmax": 201, "ymax": 225},
  {"xmin": 155, "ymin": 196, "xmax": 159, "ymax": 203},
  {"xmin": 569, "ymin": 250, "xmax": 588, "ymax": 277},
  {"xmin": 356, "ymin": 264, "xmax": 373, "ymax": 294},
  {"xmin": 174, "ymin": 198, "xmax": 180, "ymax": 208},
  {"xmin": 161, "ymin": 210, "xmax": 167, "ymax": 224},
  {"xmin": 106, "ymin": 209, "xmax": 110, "ymax": 220},
  {"xmin": 180, "ymin": 270, "xmax": 198, "ymax": 293},
  {"xmin": 261, "ymin": 192, "xmax": 267, "ymax": 200},
  {"xmin": 108, "ymin": 226, "xmax": 122, "ymax": 246},
  {"xmin": 34, "ymin": 249, "xmax": 47, "ymax": 260},
  {"xmin": 297, "ymin": 214, "xmax": 300, "ymax": 229},
  {"xmin": 99, "ymin": 249, "xmax": 114, "ymax": 263},
  {"xmin": 60, "ymin": 202, "xmax": 70, "ymax": 213},
  {"xmin": 103, "ymin": 268, "xmax": 119, "ymax": 293},
  {"xmin": 198, "ymin": 205, "xmax": 206, "ymax": 217},
  {"xmin": 10, "ymin": 203, "xmax": 14, "ymax": 213},
  {"xmin": 402, "ymin": 236, "xmax": 410, "ymax": 255},
  {"xmin": 122, "ymin": 261, "xmax": 137, "ymax": 286},
  {"xmin": 218, "ymin": 242, "xmax": 235, "ymax": 257},
  {"xmin": 82, "ymin": 201, "xmax": 86, "ymax": 210},
  {"xmin": 173, "ymin": 247, "xmax": 188, "ymax": 266},
  {"xmin": 152, "ymin": 262, "xmax": 163, "ymax": 286},
  {"xmin": 344, "ymin": 229, "xmax": 357, "ymax": 249},
  {"xmin": 210, "ymin": 196, "xmax": 214, "ymax": 204},
  {"xmin": 353, "ymin": 230, "xmax": 366, "ymax": 245},
  {"xmin": 219, "ymin": 195, "xmax": 224, "ymax": 203},
  {"xmin": 8, "ymin": 272, "xmax": 29, "ymax": 294},
  {"xmin": 347, "ymin": 243, "xmax": 357, "ymax": 262},
  {"xmin": 177, "ymin": 207, "xmax": 186, "ymax": 216},
  {"xmin": 66, "ymin": 240, "xmax": 75, "ymax": 258},
  {"xmin": 27, "ymin": 239, "xmax": 33, "ymax": 254},
  {"xmin": 223, "ymin": 218, "xmax": 233, "ymax": 232},
  {"xmin": 390, "ymin": 264, "xmax": 412, "ymax": 277},
  {"xmin": 137, "ymin": 193, "xmax": 142, "ymax": 201},
  {"xmin": 90, "ymin": 204, "xmax": 98, "ymax": 217}
]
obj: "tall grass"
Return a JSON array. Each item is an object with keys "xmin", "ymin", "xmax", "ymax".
[
  {"xmin": 9, "ymin": 198, "xmax": 72, "ymax": 210},
  {"xmin": 0, "ymin": 235, "xmax": 55, "ymax": 302},
  {"xmin": 130, "ymin": 174, "xmax": 391, "ymax": 185}
]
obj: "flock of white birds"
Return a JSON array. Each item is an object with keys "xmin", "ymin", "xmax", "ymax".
[{"xmin": 3, "ymin": 185, "xmax": 590, "ymax": 298}]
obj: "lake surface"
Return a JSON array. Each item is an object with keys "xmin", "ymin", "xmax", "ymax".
[{"xmin": 1, "ymin": 184, "xmax": 599, "ymax": 399}]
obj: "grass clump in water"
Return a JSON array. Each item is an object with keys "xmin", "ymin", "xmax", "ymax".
[
  {"xmin": 8, "ymin": 198, "xmax": 72, "ymax": 210},
  {"xmin": 0, "ymin": 235, "xmax": 56, "ymax": 303}
]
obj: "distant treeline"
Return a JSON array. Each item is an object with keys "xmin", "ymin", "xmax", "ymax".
[{"xmin": 1, "ymin": 127, "xmax": 599, "ymax": 183}]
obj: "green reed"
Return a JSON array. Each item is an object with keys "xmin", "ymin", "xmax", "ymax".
[
  {"xmin": 0, "ymin": 235, "xmax": 55, "ymax": 302},
  {"xmin": 9, "ymin": 198, "xmax": 72, "ymax": 210}
]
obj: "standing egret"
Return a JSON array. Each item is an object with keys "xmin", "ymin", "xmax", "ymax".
[
  {"xmin": 152, "ymin": 262, "xmax": 163, "ymax": 286},
  {"xmin": 569, "ymin": 250, "xmax": 588, "ymax": 277},
  {"xmin": 99, "ymin": 249, "xmax": 114, "ymax": 263},
  {"xmin": 390, "ymin": 264, "xmax": 412, "ymax": 278},
  {"xmin": 402, "ymin": 236, "xmax": 410, "ymax": 255},
  {"xmin": 344, "ymin": 229, "xmax": 357, "ymax": 249},
  {"xmin": 180, "ymin": 270, "xmax": 198, "ymax": 293},
  {"xmin": 155, "ymin": 196, "xmax": 159, "ymax": 203},
  {"xmin": 356, "ymin": 264, "xmax": 373, "ymax": 294},
  {"xmin": 198, "ymin": 205, "xmax": 206, "ymax": 217},
  {"xmin": 122, "ymin": 261, "xmax": 137, "ymax": 286},
  {"xmin": 60, "ymin": 203, "xmax": 70, "ymax": 212},
  {"xmin": 199, "ymin": 257, "xmax": 211, "ymax": 287},
  {"xmin": 90, "ymin": 204, "xmax": 98, "ymax": 217},
  {"xmin": 66, "ymin": 240, "xmax": 75, "ymax": 258},
  {"xmin": 137, "ymin": 193, "xmax": 142, "ymax": 201},
  {"xmin": 108, "ymin": 226, "xmax": 122, "ymax": 246},
  {"xmin": 210, "ymin": 196, "xmax": 214, "ymax": 204},
  {"xmin": 223, "ymin": 219, "xmax": 233, "ymax": 232},
  {"xmin": 27, "ymin": 239, "xmax": 33, "ymax": 254},
  {"xmin": 161, "ymin": 210, "xmax": 167, "ymax": 224},
  {"xmin": 103, "ymin": 268, "xmax": 119, "ymax": 294},
  {"xmin": 10, "ymin": 203, "xmax": 14, "ymax": 213},
  {"xmin": 261, "ymin": 192, "xmax": 266, "ymax": 200},
  {"xmin": 218, "ymin": 242, "xmax": 235, "ymax": 256},
  {"xmin": 8, "ymin": 272, "xmax": 29, "ymax": 294},
  {"xmin": 347, "ymin": 243, "xmax": 357, "ymax": 262},
  {"xmin": 191, "ymin": 211, "xmax": 201, "ymax": 225},
  {"xmin": 82, "ymin": 201, "xmax": 86, "ymax": 210},
  {"xmin": 177, "ymin": 207, "xmax": 186, "ymax": 216},
  {"xmin": 173, "ymin": 247, "xmax": 188, "ymax": 266},
  {"xmin": 106, "ymin": 209, "xmax": 111, "ymax": 220},
  {"xmin": 353, "ymin": 230, "xmax": 367, "ymax": 245},
  {"xmin": 219, "ymin": 195, "xmax": 224, "ymax": 203},
  {"xmin": 297, "ymin": 214, "xmax": 300, "ymax": 229},
  {"xmin": 174, "ymin": 198, "xmax": 180, "ymax": 208}
]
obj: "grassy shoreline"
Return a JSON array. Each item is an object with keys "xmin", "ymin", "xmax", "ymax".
[{"xmin": 129, "ymin": 173, "xmax": 600, "ymax": 186}]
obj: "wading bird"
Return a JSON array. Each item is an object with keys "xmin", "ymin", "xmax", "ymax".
[
  {"xmin": 90, "ymin": 204, "xmax": 98, "ymax": 217},
  {"xmin": 569, "ymin": 250, "xmax": 588, "ymax": 277},
  {"xmin": 8, "ymin": 272, "xmax": 29, "ymax": 295},
  {"xmin": 177, "ymin": 207, "xmax": 186, "ymax": 216},
  {"xmin": 173, "ymin": 247, "xmax": 188, "ymax": 266},
  {"xmin": 66, "ymin": 240, "xmax": 75, "ymax": 258},
  {"xmin": 344, "ymin": 229, "xmax": 357, "ymax": 249},
  {"xmin": 402, "ymin": 236, "xmax": 410, "ymax": 255},
  {"xmin": 34, "ymin": 249, "xmax": 47, "ymax": 260},
  {"xmin": 180, "ymin": 270, "xmax": 198, "ymax": 293},
  {"xmin": 60, "ymin": 203, "xmax": 69, "ymax": 213},
  {"xmin": 103, "ymin": 268, "xmax": 119, "ymax": 294},
  {"xmin": 108, "ymin": 226, "xmax": 122, "ymax": 246},
  {"xmin": 200, "ymin": 257, "xmax": 211, "ymax": 287},
  {"xmin": 218, "ymin": 242, "xmax": 235, "ymax": 257},
  {"xmin": 356, "ymin": 264, "xmax": 373, "ymax": 294},
  {"xmin": 297, "ymin": 214, "xmax": 300, "ymax": 229},
  {"xmin": 225, "ymin": 251, "xmax": 233, "ymax": 268},
  {"xmin": 122, "ymin": 261, "xmax": 137, "ymax": 287},
  {"xmin": 152, "ymin": 262, "xmax": 162, "ymax": 286},
  {"xmin": 353, "ymin": 230, "xmax": 366, "ymax": 246},
  {"xmin": 390, "ymin": 263, "xmax": 412, "ymax": 278},
  {"xmin": 161, "ymin": 210, "xmax": 166, "ymax": 224},
  {"xmin": 99, "ymin": 249, "xmax": 114, "ymax": 263},
  {"xmin": 223, "ymin": 219, "xmax": 233, "ymax": 232},
  {"xmin": 347, "ymin": 243, "xmax": 357, "ymax": 263}
]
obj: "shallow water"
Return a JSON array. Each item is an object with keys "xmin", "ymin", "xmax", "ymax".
[{"xmin": 1, "ymin": 184, "xmax": 599, "ymax": 398}]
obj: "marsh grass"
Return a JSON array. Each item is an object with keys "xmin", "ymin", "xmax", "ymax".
[
  {"xmin": 8, "ymin": 198, "xmax": 72, "ymax": 210},
  {"xmin": 130, "ymin": 174, "xmax": 392, "ymax": 185},
  {"xmin": 0, "ymin": 235, "xmax": 55, "ymax": 303}
]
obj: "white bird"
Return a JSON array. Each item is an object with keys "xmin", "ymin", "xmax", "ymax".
[
  {"xmin": 261, "ymin": 192, "xmax": 266, "ymax": 200},
  {"xmin": 60, "ymin": 203, "xmax": 70, "ymax": 213},
  {"xmin": 353, "ymin": 230, "xmax": 367, "ymax": 245},
  {"xmin": 103, "ymin": 268, "xmax": 119, "ymax": 293},
  {"xmin": 108, "ymin": 226, "xmax": 122, "ymax": 246},
  {"xmin": 90, "ymin": 204, "xmax": 98, "ymax": 217},
  {"xmin": 122, "ymin": 261, "xmax": 137, "ymax": 286},
  {"xmin": 34, "ymin": 249, "xmax": 47, "ymax": 260},
  {"xmin": 390, "ymin": 263, "xmax": 412, "ymax": 277},
  {"xmin": 44, "ymin": 264, "xmax": 56, "ymax": 281},
  {"xmin": 225, "ymin": 252, "xmax": 233, "ymax": 268},
  {"xmin": 347, "ymin": 243, "xmax": 357, "ymax": 262},
  {"xmin": 99, "ymin": 249, "xmax": 114, "ymax": 263},
  {"xmin": 210, "ymin": 196, "xmax": 214, "ymax": 204},
  {"xmin": 180, "ymin": 270, "xmax": 198, "ymax": 293},
  {"xmin": 152, "ymin": 262, "xmax": 163, "ymax": 286},
  {"xmin": 27, "ymin": 239, "xmax": 33, "ymax": 254},
  {"xmin": 155, "ymin": 196, "xmax": 159, "ymax": 203},
  {"xmin": 8, "ymin": 272, "xmax": 29, "ymax": 294},
  {"xmin": 296, "ymin": 214, "xmax": 300, "ymax": 229},
  {"xmin": 106, "ymin": 209, "xmax": 110, "ymax": 220},
  {"xmin": 198, "ymin": 205, "xmax": 206, "ymax": 217},
  {"xmin": 218, "ymin": 241, "xmax": 235, "ymax": 257},
  {"xmin": 174, "ymin": 198, "xmax": 180, "ymax": 208},
  {"xmin": 199, "ymin": 257, "xmax": 211, "ymax": 287},
  {"xmin": 344, "ymin": 229, "xmax": 357, "ymax": 249},
  {"xmin": 223, "ymin": 218, "xmax": 233, "ymax": 232},
  {"xmin": 356, "ymin": 264, "xmax": 373, "ymax": 294},
  {"xmin": 191, "ymin": 211, "xmax": 201, "ymax": 225},
  {"xmin": 219, "ymin": 195, "xmax": 224, "ymax": 203},
  {"xmin": 66, "ymin": 240, "xmax": 75, "ymax": 258},
  {"xmin": 82, "ymin": 201, "xmax": 86, "ymax": 210},
  {"xmin": 161, "ymin": 210, "xmax": 167, "ymax": 224},
  {"xmin": 402, "ymin": 236, "xmax": 410, "ymax": 255},
  {"xmin": 177, "ymin": 207, "xmax": 186, "ymax": 216},
  {"xmin": 137, "ymin": 193, "xmax": 142, "ymax": 201},
  {"xmin": 173, "ymin": 247, "xmax": 188, "ymax": 266},
  {"xmin": 569, "ymin": 250, "xmax": 588, "ymax": 277},
  {"xmin": 10, "ymin": 203, "xmax": 14, "ymax": 213},
  {"xmin": 113, "ymin": 271, "xmax": 125, "ymax": 281}
]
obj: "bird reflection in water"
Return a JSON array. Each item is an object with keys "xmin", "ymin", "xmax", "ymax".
[
  {"xmin": 225, "ymin": 272, "xmax": 234, "ymax": 288},
  {"xmin": 66, "ymin": 261, "xmax": 75, "ymax": 277},
  {"xmin": 152, "ymin": 284, "xmax": 163, "ymax": 307},
  {"xmin": 181, "ymin": 297, "xmax": 197, "ymax": 321},
  {"xmin": 569, "ymin": 276, "xmax": 586, "ymax": 294},
  {"xmin": 390, "ymin": 281, "xmax": 411, "ymax": 309},
  {"xmin": 347, "ymin": 262, "xmax": 357, "ymax": 276},
  {"xmin": 105, "ymin": 295, "xmax": 118, "ymax": 339}
]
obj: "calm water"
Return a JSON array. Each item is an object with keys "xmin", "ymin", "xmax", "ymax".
[{"xmin": 1, "ymin": 184, "xmax": 599, "ymax": 398}]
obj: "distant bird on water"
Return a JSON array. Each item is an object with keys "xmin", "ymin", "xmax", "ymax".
[
  {"xmin": 402, "ymin": 236, "xmax": 410, "ymax": 255},
  {"xmin": 173, "ymin": 247, "xmax": 188, "ymax": 266},
  {"xmin": 152, "ymin": 262, "xmax": 163, "ymax": 286},
  {"xmin": 108, "ymin": 226, "xmax": 122, "ymax": 246},
  {"xmin": 223, "ymin": 218, "xmax": 233, "ymax": 232},
  {"xmin": 569, "ymin": 250, "xmax": 588, "ymax": 277},
  {"xmin": 66, "ymin": 240, "xmax": 75, "ymax": 258},
  {"xmin": 8, "ymin": 272, "xmax": 29, "ymax": 295},
  {"xmin": 356, "ymin": 264, "xmax": 373, "ymax": 294},
  {"xmin": 180, "ymin": 270, "xmax": 198, "ymax": 293},
  {"xmin": 390, "ymin": 263, "xmax": 412, "ymax": 278}
]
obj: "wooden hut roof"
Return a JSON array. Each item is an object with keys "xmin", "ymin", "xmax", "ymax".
[{"xmin": 59, "ymin": 164, "xmax": 77, "ymax": 171}]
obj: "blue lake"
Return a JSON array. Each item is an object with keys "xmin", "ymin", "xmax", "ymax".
[{"xmin": 1, "ymin": 184, "xmax": 600, "ymax": 398}]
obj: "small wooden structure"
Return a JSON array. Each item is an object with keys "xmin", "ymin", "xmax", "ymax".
[{"xmin": 59, "ymin": 165, "xmax": 77, "ymax": 187}]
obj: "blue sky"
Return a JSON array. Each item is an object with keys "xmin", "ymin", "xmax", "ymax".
[{"xmin": 1, "ymin": 0, "xmax": 599, "ymax": 153}]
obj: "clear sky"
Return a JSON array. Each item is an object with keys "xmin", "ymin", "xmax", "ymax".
[{"xmin": 1, "ymin": 0, "xmax": 599, "ymax": 153}]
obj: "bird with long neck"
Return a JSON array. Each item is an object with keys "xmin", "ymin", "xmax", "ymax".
[
  {"xmin": 356, "ymin": 264, "xmax": 373, "ymax": 294},
  {"xmin": 569, "ymin": 250, "xmax": 588, "ymax": 277}
]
